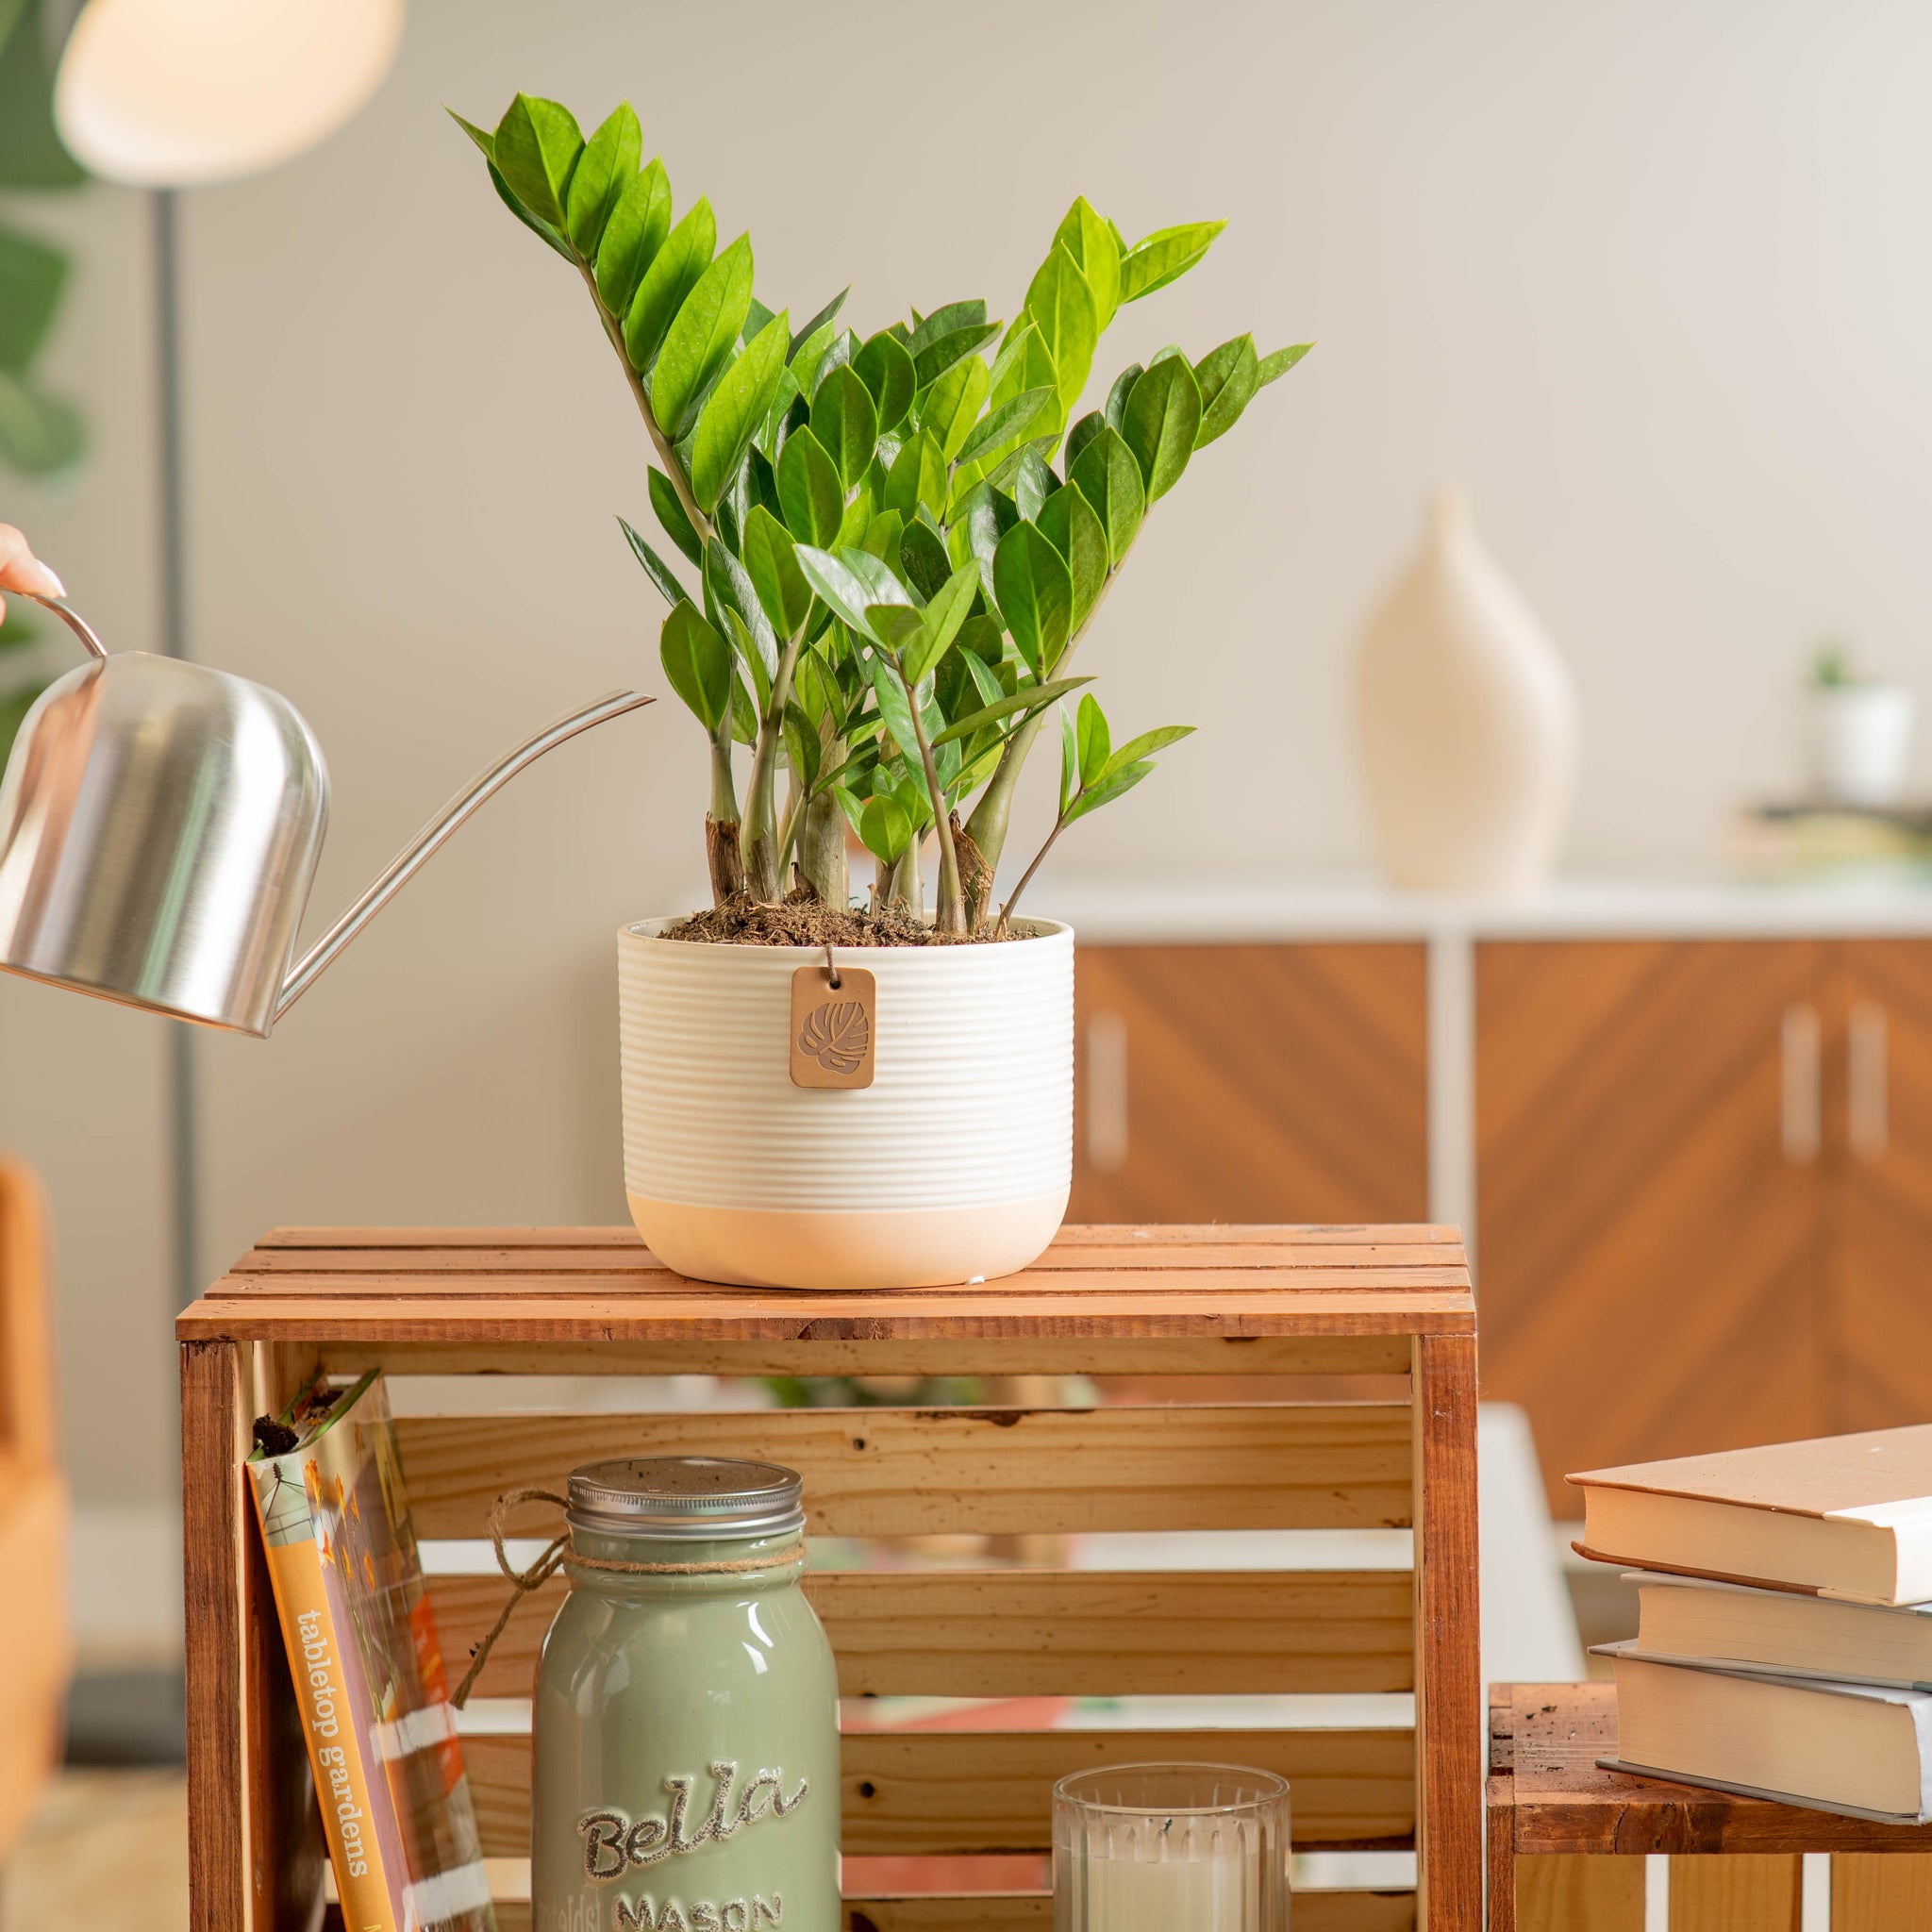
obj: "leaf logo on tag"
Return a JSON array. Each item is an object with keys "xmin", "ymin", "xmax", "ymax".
[
  {"xmin": 798, "ymin": 1000, "xmax": 869, "ymax": 1074},
  {"xmin": 789, "ymin": 964, "xmax": 876, "ymax": 1089}
]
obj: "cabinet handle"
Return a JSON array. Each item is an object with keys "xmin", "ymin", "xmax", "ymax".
[
  {"xmin": 1850, "ymin": 999, "xmax": 1889, "ymax": 1163},
  {"xmin": 1781, "ymin": 1002, "xmax": 1822, "ymax": 1164},
  {"xmin": 1085, "ymin": 1011, "xmax": 1129, "ymax": 1173}
]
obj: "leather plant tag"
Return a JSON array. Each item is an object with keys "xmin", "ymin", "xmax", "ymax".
[{"xmin": 790, "ymin": 964, "xmax": 876, "ymax": 1089}]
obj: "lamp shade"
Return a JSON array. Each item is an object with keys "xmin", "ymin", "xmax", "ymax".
[{"xmin": 53, "ymin": 0, "xmax": 403, "ymax": 188}]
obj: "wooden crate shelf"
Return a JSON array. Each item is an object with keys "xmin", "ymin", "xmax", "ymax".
[{"xmin": 177, "ymin": 1223, "xmax": 1479, "ymax": 1931}]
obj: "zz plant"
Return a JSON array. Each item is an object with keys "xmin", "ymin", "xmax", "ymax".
[{"xmin": 456, "ymin": 93, "xmax": 1308, "ymax": 936}]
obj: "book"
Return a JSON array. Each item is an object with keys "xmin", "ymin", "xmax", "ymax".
[
  {"xmin": 1620, "ymin": 1569, "xmax": 1932, "ymax": 1690},
  {"xmin": 1597, "ymin": 1645, "xmax": 1932, "ymax": 1824},
  {"xmin": 1569, "ymin": 1424, "xmax": 1932, "ymax": 1605},
  {"xmin": 248, "ymin": 1370, "xmax": 496, "ymax": 1932}
]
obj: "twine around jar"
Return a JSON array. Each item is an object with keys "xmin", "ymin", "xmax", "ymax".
[{"xmin": 450, "ymin": 1485, "xmax": 807, "ymax": 1708}]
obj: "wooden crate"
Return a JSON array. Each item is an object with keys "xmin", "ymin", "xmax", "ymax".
[
  {"xmin": 1489, "ymin": 1683, "xmax": 1932, "ymax": 1929},
  {"xmin": 176, "ymin": 1224, "xmax": 1479, "ymax": 1931}
]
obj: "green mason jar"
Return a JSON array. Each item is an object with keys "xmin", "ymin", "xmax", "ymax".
[{"xmin": 532, "ymin": 1457, "xmax": 840, "ymax": 1932}]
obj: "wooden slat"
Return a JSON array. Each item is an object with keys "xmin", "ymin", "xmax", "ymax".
[
  {"xmin": 399, "ymin": 1402, "xmax": 1413, "ymax": 1539},
  {"xmin": 1668, "ymin": 1854, "xmax": 1800, "ymax": 1930},
  {"xmin": 1412, "ymin": 1334, "xmax": 1481, "ymax": 1932},
  {"xmin": 1832, "ymin": 1854, "xmax": 1932, "ymax": 1930},
  {"xmin": 451, "ymin": 1891, "xmax": 1417, "ymax": 1932},
  {"xmin": 431, "ymin": 1567, "xmax": 1416, "ymax": 1700},
  {"xmin": 461, "ymin": 1724, "xmax": 1416, "ymax": 1857},
  {"xmin": 249, "ymin": 1221, "xmax": 1464, "ymax": 1254},
  {"xmin": 1516, "ymin": 1855, "xmax": 1643, "ymax": 1932},
  {"xmin": 294, "ymin": 1333, "xmax": 1417, "ymax": 1378}
]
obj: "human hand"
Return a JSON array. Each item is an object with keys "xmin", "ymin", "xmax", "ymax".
[{"xmin": 0, "ymin": 524, "xmax": 66, "ymax": 629}]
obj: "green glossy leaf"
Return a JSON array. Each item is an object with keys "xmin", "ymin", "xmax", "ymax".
[
  {"xmin": 648, "ymin": 466, "xmax": 702, "ymax": 566},
  {"xmin": 594, "ymin": 158, "xmax": 673, "ymax": 315},
  {"xmin": 930, "ymin": 675, "xmax": 1094, "ymax": 749},
  {"xmin": 564, "ymin": 102, "xmax": 641, "ymax": 258},
  {"xmin": 854, "ymin": 331, "xmax": 916, "ymax": 438},
  {"xmin": 858, "ymin": 793, "xmax": 913, "ymax": 864},
  {"xmin": 834, "ymin": 486, "xmax": 874, "ymax": 549},
  {"xmin": 988, "ymin": 445, "xmax": 1055, "ymax": 524},
  {"xmin": 775, "ymin": 426, "xmax": 844, "ymax": 546},
  {"xmin": 896, "ymin": 523, "xmax": 948, "ymax": 605},
  {"xmin": 1052, "ymin": 196, "xmax": 1122, "ymax": 331},
  {"xmin": 952, "ymin": 480, "xmax": 1019, "ymax": 612},
  {"xmin": 0, "ymin": 227, "xmax": 67, "ymax": 373},
  {"xmin": 912, "ymin": 322, "xmax": 1001, "ymax": 392},
  {"xmin": 742, "ymin": 295, "xmax": 775, "ymax": 345},
  {"xmin": 1036, "ymin": 485, "xmax": 1108, "ymax": 632},
  {"xmin": 1075, "ymin": 691, "xmax": 1110, "ymax": 790},
  {"xmin": 908, "ymin": 300, "xmax": 987, "ymax": 357},
  {"xmin": 864, "ymin": 653, "xmax": 923, "ymax": 764},
  {"xmin": 742, "ymin": 504, "xmax": 814, "ymax": 638},
  {"xmin": 1066, "ymin": 425, "xmax": 1145, "ymax": 567},
  {"xmin": 486, "ymin": 158, "xmax": 573, "ymax": 259},
  {"xmin": 618, "ymin": 514, "xmax": 691, "ymax": 608},
  {"xmin": 659, "ymin": 600, "xmax": 732, "ymax": 732},
  {"xmin": 783, "ymin": 701, "xmax": 822, "ymax": 792},
  {"xmin": 1105, "ymin": 723, "xmax": 1194, "ymax": 776},
  {"xmin": 918, "ymin": 353, "xmax": 990, "ymax": 462},
  {"xmin": 993, "ymin": 522, "xmax": 1074, "ymax": 678},
  {"xmin": 652, "ymin": 232, "xmax": 755, "ymax": 439},
  {"xmin": 902, "ymin": 561, "xmax": 979, "ymax": 687},
  {"xmin": 861, "ymin": 508, "xmax": 903, "ymax": 565},
  {"xmin": 1104, "ymin": 363, "xmax": 1141, "ymax": 433},
  {"xmin": 1257, "ymin": 341, "xmax": 1314, "ymax": 387},
  {"xmin": 955, "ymin": 385, "xmax": 1054, "ymax": 469},
  {"xmin": 791, "ymin": 290, "xmax": 849, "ymax": 359},
  {"xmin": 730, "ymin": 670, "xmax": 759, "ymax": 747},
  {"xmin": 1063, "ymin": 410, "xmax": 1105, "ymax": 474},
  {"xmin": 691, "ymin": 307, "xmax": 790, "ymax": 512},
  {"xmin": 1065, "ymin": 758, "xmax": 1155, "ymax": 823},
  {"xmin": 1024, "ymin": 242, "xmax": 1099, "ymax": 424},
  {"xmin": 491, "ymin": 94, "xmax": 582, "ymax": 231},
  {"xmin": 704, "ymin": 540, "xmax": 777, "ymax": 691},
  {"xmin": 624, "ymin": 197, "xmax": 715, "ymax": 372},
  {"xmin": 448, "ymin": 109, "xmax": 496, "ymax": 162},
  {"xmin": 806, "ymin": 327, "xmax": 857, "ymax": 395},
  {"xmin": 721, "ymin": 606, "xmax": 772, "ymax": 711},
  {"xmin": 1121, "ymin": 356, "xmax": 1202, "ymax": 502},
  {"xmin": 885, "ymin": 429, "xmax": 946, "ymax": 525},
  {"xmin": 793, "ymin": 544, "xmax": 908, "ymax": 642},
  {"xmin": 1059, "ymin": 701, "xmax": 1079, "ymax": 815},
  {"xmin": 809, "ymin": 364, "xmax": 878, "ymax": 489},
  {"xmin": 1192, "ymin": 333, "xmax": 1258, "ymax": 448},
  {"xmin": 1118, "ymin": 219, "xmax": 1225, "ymax": 303},
  {"xmin": 754, "ymin": 365, "xmax": 801, "ymax": 461}
]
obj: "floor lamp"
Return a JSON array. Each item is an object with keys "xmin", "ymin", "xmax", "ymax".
[{"xmin": 52, "ymin": 0, "xmax": 404, "ymax": 1309}]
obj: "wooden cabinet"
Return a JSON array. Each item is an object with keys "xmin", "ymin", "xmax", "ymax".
[
  {"xmin": 1476, "ymin": 941, "xmax": 1828, "ymax": 1507},
  {"xmin": 1068, "ymin": 942, "xmax": 1429, "ymax": 1224}
]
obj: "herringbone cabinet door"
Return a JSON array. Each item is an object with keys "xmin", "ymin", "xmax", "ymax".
[
  {"xmin": 1478, "ymin": 941, "xmax": 1826, "ymax": 1513},
  {"xmin": 1068, "ymin": 942, "xmax": 1428, "ymax": 1224}
]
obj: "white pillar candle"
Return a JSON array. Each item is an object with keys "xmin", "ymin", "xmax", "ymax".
[{"xmin": 1080, "ymin": 1831, "xmax": 1261, "ymax": 1931}]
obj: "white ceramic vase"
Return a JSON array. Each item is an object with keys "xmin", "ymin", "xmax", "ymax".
[
  {"xmin": 1355, "ymin": 488, "xmax": 1579, "ymax": 894},
  {"xmin": 1809, "ymin": 684, "xmax": 1916, "ymax": 808},
  {"xmin": 618, "ymin": 918, "xmax": 1074, "ymax": 1290}
]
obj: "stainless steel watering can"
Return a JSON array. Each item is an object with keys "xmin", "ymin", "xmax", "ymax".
[{"xmin": 0, "ymin": 593, "xmax": 652, "ymax": 1036}]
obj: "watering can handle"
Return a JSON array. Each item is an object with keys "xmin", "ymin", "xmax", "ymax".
[
  {"xmin": 275, "ymin": 688, "xmax": 655, "ymax": 1024},
  {"xmin": 21, "ymin": 591, "xmax": 110, "ymax": 659}
]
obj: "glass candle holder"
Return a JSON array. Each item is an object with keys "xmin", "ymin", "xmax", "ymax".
[{"xmin": 1054, "ymin": 1762, "xmax": 1291, "ymax": 1932}]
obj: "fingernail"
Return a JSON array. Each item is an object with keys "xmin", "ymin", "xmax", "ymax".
[{"xmin": 34, "ymin": 562, "xmax": 66, "ymax": 596}]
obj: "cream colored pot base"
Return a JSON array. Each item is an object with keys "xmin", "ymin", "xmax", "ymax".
[{"xmin": 628, "ymin": 1191, "xmax": 1071, "ymax": 1291}]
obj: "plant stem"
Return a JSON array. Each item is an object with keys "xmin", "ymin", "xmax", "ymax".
[
  {"xmin": 797, "ymin": 781, "xmax": 848, "ymax": 905},
  {"xmin": 575, "ymin": 261, "xmax": 715, "ymax": 550},
  {"xmin": 996, "ymin": 807, "xmax": 1068, "ymax": 932},
  {"xmin": 741, "ymin": 630, "xmax": 808, "ymax": 902},
  {"xmin": 707, "ymin": 732, "xmax": 743, "ymax": 903},
  {"xmin": 961, "ymin": 566, "xmax": 1121, "ymax": 923},
  {"xmin": 898, "ymin": 661, "xmax": 965, "ymax": 934}
]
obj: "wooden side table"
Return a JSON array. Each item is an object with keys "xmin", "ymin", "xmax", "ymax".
[
  {"xmin": 1489, "ymin": 1683, "xmax": 1932, "ymax": 1929},
  {"xmin": 177, "ymin": 1224, "xmax": 1480, "ymax": 1930}
]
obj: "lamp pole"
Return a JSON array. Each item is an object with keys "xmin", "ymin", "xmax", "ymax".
[{"xmin": 153, "ymin": 185, "xmax": 200, "ymax": 1313}]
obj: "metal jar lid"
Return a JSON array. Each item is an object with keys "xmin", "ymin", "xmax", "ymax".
[{"xmin": 565, "ymin": 1456, "xmax": 806, "ymax": 1541}]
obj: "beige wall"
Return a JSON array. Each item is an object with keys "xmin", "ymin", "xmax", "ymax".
[{"xmin": 8, "ymin": 0, "xmax": 1932, "ymax": 1502}]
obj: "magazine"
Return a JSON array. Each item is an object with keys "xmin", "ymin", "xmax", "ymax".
[{"xmin": 249, "ymin": 1369, "xmax": 496, "ymax": 1932}]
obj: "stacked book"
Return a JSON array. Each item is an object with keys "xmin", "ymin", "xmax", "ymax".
[{"xmin": 1571, "ymin": 1425, "xmax": 1932, "ymax": 1824}]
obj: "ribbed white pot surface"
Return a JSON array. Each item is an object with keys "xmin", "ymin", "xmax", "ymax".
[{"xmin": 618, "ymin": 917, "xmax": 1073, "ymax": 1289}]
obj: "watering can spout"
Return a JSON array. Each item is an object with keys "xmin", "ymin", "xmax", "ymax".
[{"xmin": 0, "ymin": 593, "xmax": 653, "ymax": 1036}]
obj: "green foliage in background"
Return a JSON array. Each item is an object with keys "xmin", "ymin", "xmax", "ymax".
[{"xmin": 458, "ymin": 92, "xmax": 1309, "ymax": 932}]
